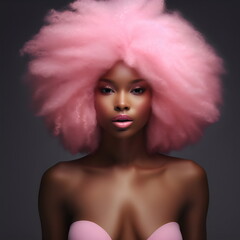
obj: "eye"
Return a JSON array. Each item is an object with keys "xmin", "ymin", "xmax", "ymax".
[
  {"xmin": 131, "ymin": 87, "xmax": 145, "ymax": 95},
  {"xmin": 99, "ymin": 87, "xmax": 115, "ymax": 94}
]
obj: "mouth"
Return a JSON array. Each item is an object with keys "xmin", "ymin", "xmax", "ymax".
[{"xmin": 112, "ymin": 115, "xmax": 133, "ymax": 129}]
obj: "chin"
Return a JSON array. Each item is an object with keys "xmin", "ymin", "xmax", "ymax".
[{"xmin": 110, "ymin": 127, "xmax": 146, "ymax": 139}]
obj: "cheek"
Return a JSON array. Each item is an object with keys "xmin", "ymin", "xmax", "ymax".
[
  {"xmin": 134, "ymin": 94, "xmax": 152, "ymax": 121},
  {"xmin": 94, "ymin": 95, "xmax": 112, "ymax": 123}
]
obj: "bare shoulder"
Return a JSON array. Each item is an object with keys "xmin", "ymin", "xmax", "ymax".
[
  {"xmin": 40, "ymin": 158, "xmax": 87, "ymax": 194},
  {"xmin": 171, "ymin": 157, "xmax": 206, "ymax": 178},
  {"xmin": 157, "ymin": 155, "xmax": 209, "ymax": 207},
  {"xmin": 42, "ymin": 161, "xmax": 74, "ymax": 182},
  {"xmin": 160, "ymin": 155, "xmax": 208, "ymax": 187}
]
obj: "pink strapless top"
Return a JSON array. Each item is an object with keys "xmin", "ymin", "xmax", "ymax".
[{"xmin": 68, "ymin": 220, "xmax": 183, "ymax": 240}]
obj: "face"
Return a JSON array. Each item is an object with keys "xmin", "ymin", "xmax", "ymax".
[{"xmin": 94, "ymin": 62, "xmax": 152, "ymax": 138}]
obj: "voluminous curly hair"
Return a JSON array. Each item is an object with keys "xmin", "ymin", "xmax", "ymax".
[{"xmin": 22, "ymin": 0, "xmax": 223, "ymax": 154}]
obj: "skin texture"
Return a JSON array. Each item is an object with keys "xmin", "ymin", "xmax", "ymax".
[{"xmin": 39, "ymin": 62, "xmax": 209, "ymax": 240}]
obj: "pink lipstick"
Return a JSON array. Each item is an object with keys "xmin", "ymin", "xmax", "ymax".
[{"xmin": 112, "ymin": 115, "xmax": 133, "ymax": 129}]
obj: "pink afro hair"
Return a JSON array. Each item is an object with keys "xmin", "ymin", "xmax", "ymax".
[{"xmin": 21, "ymin": 0, "xmax": 224, "ymax": 154}]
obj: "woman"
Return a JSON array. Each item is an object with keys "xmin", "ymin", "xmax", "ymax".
[{"xmin": 22, "ymin": 0, "xmax": 223, "ymax": 239}]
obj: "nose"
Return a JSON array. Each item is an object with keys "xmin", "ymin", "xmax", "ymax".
[{"xmin": 114, "ymin": 91, "xmax": 130, "ymax": 112}]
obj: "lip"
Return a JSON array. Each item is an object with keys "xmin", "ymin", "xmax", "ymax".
[
  {"xmin": 112, "ymin": 115, "xmax": 133, "ymax": 129},
  {"xmin": 112, "ymin": 115, "xmax": 133, "ymax": 122}
]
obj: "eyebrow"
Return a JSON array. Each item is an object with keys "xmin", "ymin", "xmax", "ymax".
[{"xmin": 100, "ymin": 78, "xmax": 144, "ymax": 84}]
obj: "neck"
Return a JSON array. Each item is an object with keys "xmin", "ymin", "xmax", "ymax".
[{"xmin": 95, "ymin": 130, "xmax": 151, "ymax": 167}]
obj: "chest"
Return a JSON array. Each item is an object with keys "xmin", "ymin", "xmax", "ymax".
[{"xmin": 65, "ymin": 169, "xmax": 186, "ymax": 239}]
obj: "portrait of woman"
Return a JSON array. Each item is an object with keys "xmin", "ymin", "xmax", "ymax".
[{"xmin": 2, "ymin": 0, "xmax": 240, "ymax": 240}]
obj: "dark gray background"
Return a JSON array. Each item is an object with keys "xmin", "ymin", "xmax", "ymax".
[{"xmin": 2, "ymin": 0, "xmax": 240, "ymax": 239}]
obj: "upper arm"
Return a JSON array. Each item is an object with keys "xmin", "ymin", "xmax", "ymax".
[
  {"xmin": 38, "ymin": 164, "xmax": 70, "ymax": 240},
  {"xmin": 180, "ymin": 162, "xmax": 209, "ymax": 240}
]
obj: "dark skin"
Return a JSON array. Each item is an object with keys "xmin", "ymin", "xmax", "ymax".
[{"xmin": 39, "ymin": 62, "xmax": 209, "ymax": 240}]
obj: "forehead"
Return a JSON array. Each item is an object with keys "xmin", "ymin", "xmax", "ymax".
[{"xmin": 100, "ymin": 61, "xmax": 144, "ymax": 84}]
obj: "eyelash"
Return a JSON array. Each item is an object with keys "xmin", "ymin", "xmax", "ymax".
[
  {"xmin": 99, "ymin": 87, "xmax": 146, "ymax": 95},
  {"xmin": 131, "ymin": 87, "xmax": 145, "ymax": 95},
  {"xmin": 99, "ymin": 87, "xmax": 114, "ymax": 94}
]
